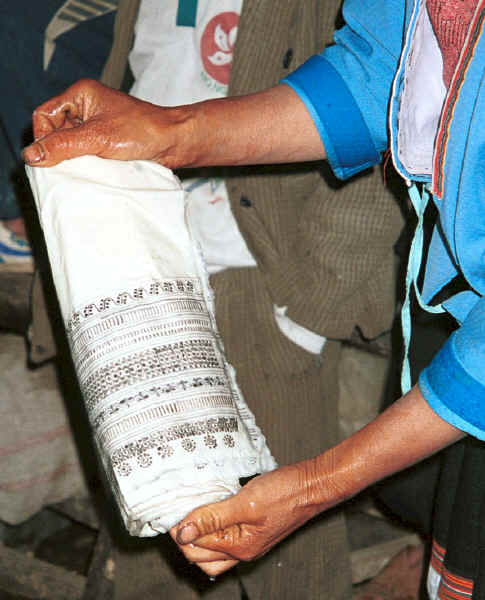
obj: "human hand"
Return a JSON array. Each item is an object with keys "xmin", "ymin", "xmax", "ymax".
[
  {"xmin": 22, "ymin": 79, "xmax": 195, "ymax": 168},
  {"xmin": 23, "ymin": 81, "xmax": 327, "ymax": 171},
  {"xmin": 173, "ymin": 385, "xmax": 465, "ymax": 578},
  {"xmin": 172, "ymin": 462, "xmax": 325, "ymax": 577},
  {"xmin": 169, "ymin": 526, "xmax": 239, "ymax": 577}
]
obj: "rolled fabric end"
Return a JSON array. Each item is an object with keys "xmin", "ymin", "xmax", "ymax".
[{"xmin": 26, "ymin": 156, "xmax": 276, "ymax": 535}]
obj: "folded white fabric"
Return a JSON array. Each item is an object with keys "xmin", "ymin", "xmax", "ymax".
[{"xmin": 26, "ymin": 156, "xmax": 276, "ymax": 536}]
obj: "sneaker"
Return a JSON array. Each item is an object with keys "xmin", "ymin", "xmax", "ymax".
[{"xmin": 0, "ymin": 221, "xmax": 34, "ymax": 272}]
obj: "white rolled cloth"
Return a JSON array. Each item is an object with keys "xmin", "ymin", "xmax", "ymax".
[{"xmin": 26, "ymin": 156, "xmax": 276, "ymax": 536}]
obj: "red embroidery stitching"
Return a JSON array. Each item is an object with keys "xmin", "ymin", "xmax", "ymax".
[{"xmin": 427, "ymin": 0, "xmax": 477, "ymax": 86}]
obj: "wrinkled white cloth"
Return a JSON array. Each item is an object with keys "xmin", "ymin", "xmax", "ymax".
[{"xmin": 26, "ymin": 156, "xmax": 276, "ymax": 536}]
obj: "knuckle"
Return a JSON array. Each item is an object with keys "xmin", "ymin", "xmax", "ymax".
[
  {"xmin": 76, "ymin": 77, "xmax": 97, "ymax": 90},
  {"xmin": 199, "ymin": 509, "xmax": 220, "ymax": 534},
  {"xmin": 220, "ymin": 526, "xmax": 256, "ymax": 562},
  {"xmin": 32, "ymin": 106, "xmax": 45, "ymax": 120},
  {"xmin": 73, "ymin": 78, "xmax": 103, "ymax": 98},
  {"xmin": 236, "ymin": 529, "xmax": 263, "ymax": 562},
  {"xmin": 228, "ymin": 524, "xmax": 243, "ymax": 544}
]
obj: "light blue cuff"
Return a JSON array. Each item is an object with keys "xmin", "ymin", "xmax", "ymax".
[
  {"xmin": 419, "ymin": 334, "xmax": 485, "ymax": 440},
  {"xmin": 281, "ymin": 55, "xmax": 381, "ymax": 180}
]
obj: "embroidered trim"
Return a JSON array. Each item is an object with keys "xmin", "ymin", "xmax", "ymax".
[
  {"xmin": 82, "ymin": 339, "xmax": 222, "ymax": 411},
  {"xmin": 67, "ymin": 279, "xmax": 200, "ymax": 332},
  {"xmin": 428, "ymin": 539, "xmax": 474, "ymax": 599},
  {"xmin": 66, "ymin": 278, "xmax": 251, "ymax": 485},
  {"xmin": 432, "ymin": 2, "xmax": 485, "ymax": 197},
  {"xmin": 99, "ymin": 395, "xmax": 235, "ymax": 445},
  {"xmin": 438, "ymin": 570, "xmax": 473, "ymax": 599},
  {"xmin": 72, "ymin": 315, "xmax": 211, "ymax": 374},
  {"xmin": 111, "ymin": 416, "xmax": 238, "ymax": 476},
  {"xmin": 92, "ymin": 376, "xmax": 230, "ymax": 430},
  {"xmin": 430, "ymin": 539, "xmax": 446, "ymax": 575}
]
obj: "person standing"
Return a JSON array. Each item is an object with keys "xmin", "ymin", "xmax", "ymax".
[{"xmin": 25, "ymin": 1, "xmax": 404, "ymax": 598}]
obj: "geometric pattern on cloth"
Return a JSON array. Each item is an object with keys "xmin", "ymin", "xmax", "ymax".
[
  {"xmin": 426, "ymin": 0, "xmax": 477, "ymax": 87},
  {"xmin": 26, "ymin": 156, "xmax": 276, "ymax": 536},
  {"xmin": 68, "ymin": 276, "xmax": 264, "ymax": 489},
  {"xmin": 428, "ymin": 539, "xmax": 474, "ymax": 599}
]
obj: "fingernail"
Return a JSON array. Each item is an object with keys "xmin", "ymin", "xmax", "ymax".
[
  {"xmin": 177, "ymin": 523, "xmax": 199, "ymax": 544},
  {"xmin": 23, "ymin": 143, "xmax": 45, "ymax": 165}
]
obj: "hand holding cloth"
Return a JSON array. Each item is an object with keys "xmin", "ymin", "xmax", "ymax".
[{"xmin": 26, "ymin": 156, "xmax": 276, "ymax": 536}]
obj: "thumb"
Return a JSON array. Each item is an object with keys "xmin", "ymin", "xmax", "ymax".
[
  {"xmin": 22, "ymin": 123, "xmax": 103, "ymax": 167},
  {"xmin": 176, "ymin": 495, "xmax": 244, "ymax": 545}
]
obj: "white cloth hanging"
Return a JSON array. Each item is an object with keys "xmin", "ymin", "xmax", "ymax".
[{"xmin": 26, "ymin": 156, "xmax": 276, "ymax": 536}]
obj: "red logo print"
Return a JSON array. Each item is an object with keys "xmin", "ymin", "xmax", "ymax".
[{"xmin": 200, "ymin": 12, "xmax": 239, "ymax": 85}]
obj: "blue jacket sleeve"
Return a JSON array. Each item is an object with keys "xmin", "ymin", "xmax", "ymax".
[
  {"xmin": 281, "ymin": 0, "xmax": 405, "ymax": 180},
  {"xmin": 419, "ymin": 297, "xmax": 485, "ymax": 440}
]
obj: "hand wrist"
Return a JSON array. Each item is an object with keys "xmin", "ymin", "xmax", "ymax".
[
  {"xmin": 296, "ymin": 448, "xmax": 360, "ymax": 516},
  {"xmin": 149, "ymin": 104, "xmax": 201, "ymax": 169}
]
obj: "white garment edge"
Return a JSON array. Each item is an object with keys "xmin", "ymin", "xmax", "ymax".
[
  {"xmin": 427, "ymin": 563, "xmax": 440, "ymax": 600},
  {"xmin": 274, "ymin": 305, "xmax": 326, "ymax": 355},
  {"xmin": 397, "ymin": 2, "xmax": 446, "ymax": 176},
  {"xmin": 26, "ymin": 156, "xmax": 276, "ymax": 536}
]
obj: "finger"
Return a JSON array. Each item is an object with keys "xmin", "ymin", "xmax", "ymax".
[
  {"xmin": 33, "ymin": 100, "xmax": 80, "ymax": 140},
  {"xmin": 23, "ymin": 123, "xmax": 104, "ymax": 167},
  {"xmin": 169, "ymin": 528, "xmax": 233, "ymax": 563},
  {"xmin": 176, "ymin": 541, "xmax": 233, "ymax": 563},
  {"xmin": 32, "ymin": 78, "xmax": 102, "ymax": 140},
  {"xmin": 176, "ymin": 496, "xmax": 247, "ymax": 545},
  {"xmin": 190, "ymin": 524, "xmax": 254, "ymax": 558},
  {"xmin": 195, "ymin": 559, "xmax": 239, "ymax": 577}
]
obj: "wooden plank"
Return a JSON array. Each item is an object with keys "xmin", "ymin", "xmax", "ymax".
[
  {"xmin": 0, "ymin": 542, "xmax": 85, "ymax": 599},
  {"xmin": 350, "ymin": 533, "xmax": 421, "ymax": 584}
]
